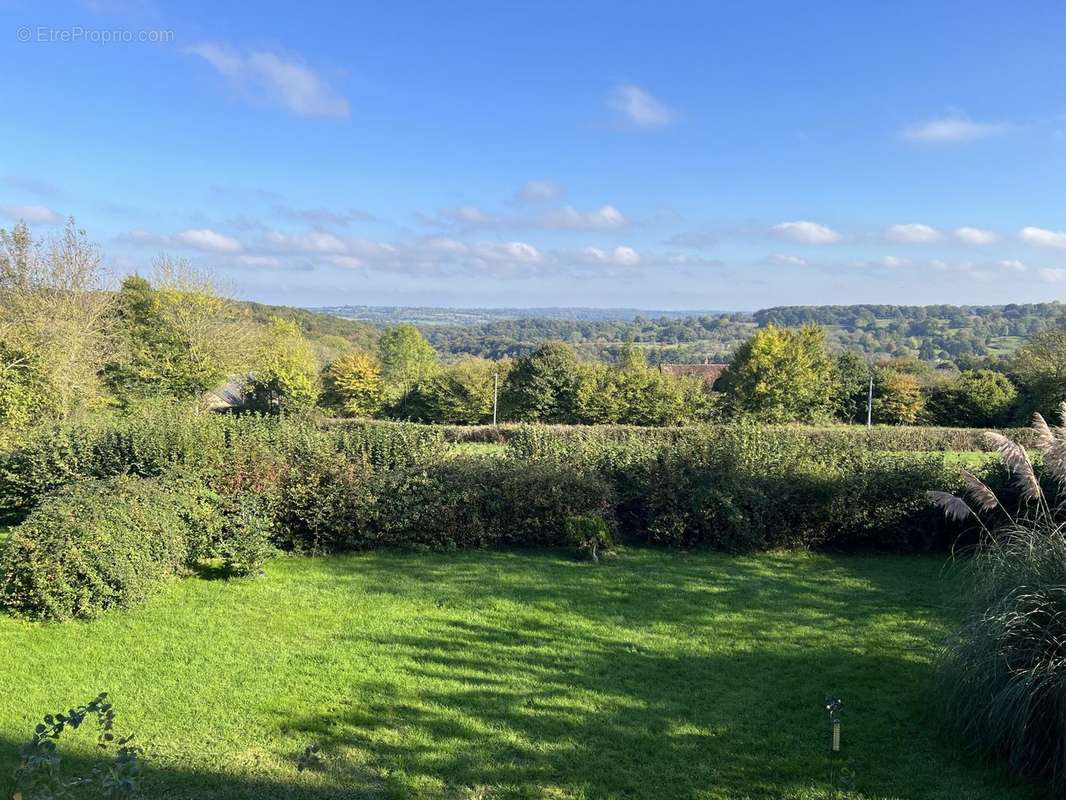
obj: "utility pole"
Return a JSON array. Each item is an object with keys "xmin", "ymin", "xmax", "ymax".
[
  {"xmin": 492, "ymin": 371, "xmax": 499, "ymax": 426},
  {"xmin": 866, "ymin": 373, "xmax": 874, "ymax": 428}
]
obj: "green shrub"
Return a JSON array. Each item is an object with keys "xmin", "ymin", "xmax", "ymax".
[
  {"xmin": 0, "ymin": 476, "xmax": 209, "ymax": 620},
  {"xmin": 274, "ymin": 456, "xmax": 614, "ymax": 552},
  {"xmin": 0, "ymin": 419, "xmax": 100, "ymax": 524},
  {"xmin": 273, "ymin": 448, "xmax": 375, "ymax": 553},
  {"xmin": 215, "ymin": 492, "xmax": 277, "ymax": 576},
  {"xmin": 0, "ymin": 402, "xmax": 246, "ymax": 523},
  {"xmin": 504, "ymin": 421, "xmax": 1038, "ymax": 460},
  {"xmin": 327, "ymin": 418, "xmax": 448, "ymax": 468},
  {"xmin": 509, "ymin": 421, "xmax": 965, "ymax": 552},
  {"xmin": 565, "ymin": 515, "xmax": 614, "ymax": 562}
]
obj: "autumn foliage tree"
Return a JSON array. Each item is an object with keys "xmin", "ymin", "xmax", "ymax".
[
  {"xmin": 323, "ymin": 350, "xmax": 386, "ymax": 417},
  {"xmin": 104, "ymin": 259, "xmax": 255, "ymax": 402},
  {"xmin": 718, "ymin": 324, "xmax": 838, "ymax": 423},
  {"xmin": 0, "ymin": 220, "xmax": 113, "ymax": 423},
  {"xmin": 244, "ymin": 318, "xmax": 320, "ymax": 413}
]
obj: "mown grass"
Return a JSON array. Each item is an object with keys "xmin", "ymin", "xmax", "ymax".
[{"xmin": 0, "ymin": 550, "xmax": 1045, "ymax": 800}]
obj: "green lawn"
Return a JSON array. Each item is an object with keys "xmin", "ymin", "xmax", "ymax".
[{"xmin": 0, "ymin": 550, "xmax": 1043, "ymax": 800}]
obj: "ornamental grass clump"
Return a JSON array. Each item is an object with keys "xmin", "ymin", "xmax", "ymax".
[{"xmin": 929, "ymin": 407, "xmax": 1066, "ymax": 793}]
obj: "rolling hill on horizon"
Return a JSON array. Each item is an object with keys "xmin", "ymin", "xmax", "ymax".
[{"xmin": 252, "ymin": 301, "xmax": 1065, "ymax": 367}]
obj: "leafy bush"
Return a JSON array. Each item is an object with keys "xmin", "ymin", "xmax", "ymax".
[
  {"xmin": 215, "ymin": 492, "xmax": 277, "ymax": 576},
  {"xmin": 0, "ymin": 476, "xmax": 209, "ymax": 620},
  {"xmin": 274, "ymin": 456, "xmax": 614, "ymax": 552},
  {"xmin": 0, "ymin": 402, "xmax": 247, "ymax": 523},
  {"xmin": 326, "ymin": 418, "xmax": 448, "ymax": 468},
  {"xmin": 511, "ymin": 421, "xmax": 966, "ymax": 552},
  {"xmin": 930, "ymin": 412, "xmax": 1066, "ymax": 793},
  {"xmin": 566, "ymin": 515, "xmax": 614, "ymax": 562},
  {"xmin": 504, "ymin": 421, "xmax": 1038, "ymax": 460}
]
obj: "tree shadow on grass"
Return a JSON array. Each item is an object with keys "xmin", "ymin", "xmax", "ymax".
[
  {"xmin": 0, "ymin": 550, "xmax": 1043, "ymax": 799},
  {"xmin": 0, "ymin": 645, "xmax": 1041, "ymax": 800}
]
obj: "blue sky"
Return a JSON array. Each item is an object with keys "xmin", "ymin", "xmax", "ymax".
[{"xmin": 2, "ymin": 0, "xmax": 1066, "ymax": 310}]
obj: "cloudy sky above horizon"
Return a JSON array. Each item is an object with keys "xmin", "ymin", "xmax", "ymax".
[{"xmin": 3, "ymin": 0, "xmax": 1066, "ymax": 310}]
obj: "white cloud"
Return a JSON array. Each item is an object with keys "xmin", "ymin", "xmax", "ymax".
[
  {"xmin": 770, "ymin": 254, "xmax": 808, "ymax": 266},
  {"xmin": 485, "ymin": 241, "xmax": 543, "ymax": 263},
  {"xmin": 664, "ymin": 253, "xmax": 723, "ymax": 267},
  {"xmin": 901, "ymin": 114, "xmax": 1009, "ymax": 143},
  {"xmin": 886, "ymin": 223, "xmax": 941, "ymax": 244},
  {"xmin": 174, "ymin": 228, "xmax": 243, "ymax": 253},
  {"xmin": 608, "ymin": 84, "xmax": 677, "ymax": 128},
  {"xmin": 516, "ymin": 181, "xmax": 564, "ymax": 202},
  {"xmin": 998, "ymin": 259, "xmax": 1027, "ymax": 272},
  {"xmin": 263, "ymin": 229, "xmax": 348, "ymax": 253},
  {"xmin": 3, "ymin": 175, "xmax": 61, "ymax": 199},
  {"xmin": 186, "ymin": 42, "xmax": 348, "ymax": 118},
  {"xmin": 769, "ymin": 220, "xmax": 842, "ymax": 245},
  {"xmin": 576, "ymin": 246, "xmax": 641, "ymax": 266},
  {"xmin": 1039, "ymin": 268, "xmax": 1066, "ymax": 282},
  {"xmin": 878, "ymin": 255, "xmax": 909, "ymax": 267},
  {"xmin": 666, "ymin": 231, "xmax": 718, "ymax": 249},
  {"xmin": 0, "ymin": 204, "xmax": 62, "ymax": 224},
  {"xmin": 237, "ymin": 254, "xmax": 282, "ymax": 268},
  {"xmin": 125, "ymin": 227, "xmax": 242, "ymax": 253},
  {"xmin": 540, "ymin": 205, "xmax": 628, "ymax": 230},
  {"xmin": 273, "ymin": 206, "xmax": 374, "ymax": 227},
  {"xmin": 1021, "ymin": 226, "xmax": 1066, "ymax": 249},
  {"xmin": 953, "ymin": 226, "xmax": 997, "ymax": 245},
  {"xmin": 324, "ymin": 255, "xmax": 363, "ymax": 269},
  {"xmin": 442, "ymin": 206, "xmax": 500, "ymax": 226}
]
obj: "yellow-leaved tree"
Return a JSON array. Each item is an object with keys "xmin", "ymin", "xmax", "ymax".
[{"xmin": 323, "ymin": 350, "xmax": 386, "ymax": 417}]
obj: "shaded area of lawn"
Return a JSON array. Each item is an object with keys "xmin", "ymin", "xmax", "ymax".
[{"xmin": 0, "ymin": 550, "xmax": 1046, "ymax": 799}]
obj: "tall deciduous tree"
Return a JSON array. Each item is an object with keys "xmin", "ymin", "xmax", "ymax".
[
  {"xmin": 378, "ymin": 324, "xmax": 438, "ymax": 413},
  {"xmin": 404, "ymin": 357, "xmax": 504, "ymax": 424},
  {"xmin": 718, "ymin": 325, "xmax": 838, "ymax": 423},
  {"xmin": 872, "ymin": 367, "xmax": 924, "ymax": 424},
  {"xmin": 0, "ymin": 220, "xmax": 113, "ymax": 420},
  {"xmin": 926, "ymin": 369, "xmax": 1017, "ymax": 427},
  {"xmin": 322, "ymin": 350, "xmax": 386, "ymax": 417},
  {"xmin": 501, "ymin": 341, "xmax": 582, "ymax": 422},
  {"xmin": 1009, "ymin": 328, "xmax": 1066, "ymax": 420},
  {"xmin": 244, "ymin": 318, "xmax": 320, "ymax": 413},
  {"xmin": 833, "ymin": 351, "xmax": 872, "ymax": 423},
  {"xmin": 104, "ymin": 258, "xmax": 256, "ymax": 402}
]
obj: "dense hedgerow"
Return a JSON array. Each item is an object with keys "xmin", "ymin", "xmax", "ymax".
[
  {"xmin": 274, "ymin": 454, "xmax": 614, "ymax": 552},
  {"xmin": 0, "ymin": 476, "xmax": 217, "ymax": 620},
  {"xmin": 507, "ymin": 422, "xmax": 978, "ymax": 551},
  {"xmin": 1, "ymin": 406, "xmax": 1023, "ymax": 623},
  {"xmin": 0, "ymin": 404, "xmax": 447, "ymax": 524},
  {"xmin": 0, "ymin": 470, "xmax": 282, "ymax": 619},
  {"xmin": 503, "ymin": 422, "xmax": 1038, "ymax": 458}
]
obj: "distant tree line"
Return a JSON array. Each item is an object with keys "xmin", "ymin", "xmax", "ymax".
[
  {"xmin": 3, "ymin": 221, "xmax": 1065, "ymax": 438},
  {"xmin": 408, "ymin": 302, "xmax": 1065, "ymax": 366}
]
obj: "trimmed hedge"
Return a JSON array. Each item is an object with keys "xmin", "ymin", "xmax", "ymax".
[
  {"xmin": 275, "ymin": 455, "xmax": 614, "ymax": 552},
  {"xmin": 506, "ymin": 422, "xmax": 980, "ymax": 552},
  {"xmin": 1, "ymin": 410, "xmax": 1017, "ymax": 622},
  {"xmin": 0, "ymin": 406, "xmax": 447, "ymax": 524},
  {"xmin": 0, "ymin": 476, "xmax": 218, "ymax": 621},
  {"xmin": 504, "ymin": 422, "xmax": 1037, "ymax": 458}
]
